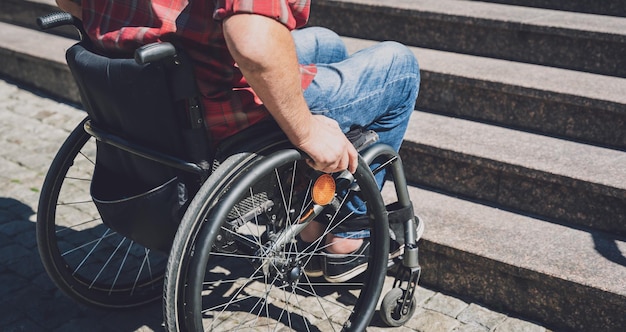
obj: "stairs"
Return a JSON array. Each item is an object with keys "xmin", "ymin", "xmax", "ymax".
[{"xmin": 1, "ymin": 0, "xmax": 624, "ymax": 330}]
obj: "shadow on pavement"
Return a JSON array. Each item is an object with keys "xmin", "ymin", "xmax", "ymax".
[{"xmin": 0, "ymin": 197, "xmax": 165, "ymax": 332}]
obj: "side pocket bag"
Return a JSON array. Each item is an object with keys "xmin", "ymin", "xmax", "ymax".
[{"xmin": 91, "ymin": 165, "xmax": 187, "ymax": 253}]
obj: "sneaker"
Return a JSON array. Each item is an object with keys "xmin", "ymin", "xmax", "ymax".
[
  {"xmin": 296, "ymin": 238, "xmax": 323, "ymax": 277},
  {"xmin": 322, "ymin": 240, "xmax": 370, "ymax": 283},
  {"xmin": 323, "ymin": 215, "xmax": 426, "ymax": 282}
]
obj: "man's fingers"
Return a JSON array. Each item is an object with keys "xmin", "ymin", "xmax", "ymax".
[
  {"xmin": 299, "ymin": 115, "xmax": 360, "ymax": 174},
  {"xmin": 305, "ymin": 150, "xmax": 349, "ymax": 174},
  {"xmin": 347, "ymin": 145, "xmax": 358, "ymax": 174}
]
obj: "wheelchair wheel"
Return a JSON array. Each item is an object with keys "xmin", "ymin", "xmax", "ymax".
[
  {"xmin": 380, "ymin": 287, "xmax": 416, "ymax": 327},
  {"xmin": 165, "ymin": 148, "xmax": 390, "ymax": 331},
  {"xmin": 37, "ymin": 118, "xmax": 167, "ymax": 308}
]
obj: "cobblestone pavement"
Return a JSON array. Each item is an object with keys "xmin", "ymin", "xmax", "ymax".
[{"xmin": 0, "ymin": 77, "xmax": 550, "ymax": 332}]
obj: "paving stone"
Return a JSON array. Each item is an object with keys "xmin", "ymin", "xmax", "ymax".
[
  {"xmin": 423, "ymin": 292, "xmax": 470, "ymax": 319},
  {"xmin": 367, "ymin": 324, "xmax": 415, "ymax": 332},
  {"xmin": 13, "ymin": 227, "xmax": 38, "ymax": 249},
  {"xmin": 457, "ymin": 303, "xmax": 508, "ymax": 330},
  {"xmin": 415, "ymin": 284, "xmax": 437, "ymax": 305},
  {"xmin": 31, "ymin": 271, "xmax": 59, "ymax": 293},
  {"xmin": 495, "ymin": 317, "xmax": 548, "ymax": 332},
  {"xmin": 100, "ymin": 302, "xmax": 163, "ymax": 332},
  {"xmin": 0, "ymin": 244, "xmax": 32, "ymax": 265},
  {"xmin": 8, "ymin": 252, "xmax": 44, "ymax": 279},
  {"xmin": 0, "ymin": 300, "xmax": 24, "ymax": 326},
  {"xmin": 25, "ymin": 293, "xmax": 84, "ymax": 329},
  {"xmin": 1, "ymin": 318, "xmax": 45, "ymax": 332},
  {"xmin": 54, "ymin": 318, "xmax": 109, "ymax": 332},
  {"xmin": 453, "ymin": 323, "xmax": 490, "ymax": 332},
  {"xmin": 0, "ymin": 220, "xmax": 34, "ymax": 238},
  {"xmin": 405, "ymin": 308, "xmax": 462, "ymax": 332}
]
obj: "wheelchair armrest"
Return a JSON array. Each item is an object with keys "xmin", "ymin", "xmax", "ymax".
[{"xmin": 135, "ymin": 42, "xmax": 177, "ymax": 65}]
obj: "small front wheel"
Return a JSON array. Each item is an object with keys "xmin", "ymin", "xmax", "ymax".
[{"xmin": 380, "ymin": 287, "xmax": 417, "ymax": 327}]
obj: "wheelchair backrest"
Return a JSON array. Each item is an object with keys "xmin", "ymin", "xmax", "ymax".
[
  {"xmin": 66, "ymin": 43, "xmax": 210, "ymax": 252},
  {"xmin": 66, "ymin": 43, "xmax": 208, "ymax": 190}
]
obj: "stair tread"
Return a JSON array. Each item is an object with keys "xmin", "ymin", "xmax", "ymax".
[
  {"xmin": 404, "ymin": 111, "xmax": 626, "ymax": 193},
  {"xmin": 342, "ymin": 37, "xmax": 626, "ymax": 111},
  {"xmin": 383, "ymin": 184, "xmax": 626, "ymax": 296},
  {"xmin": 457, "ymin": 0, "xmax": 626, "ymax": 18},
  {"xmin": 0, "ymin": 20, "xmax": 73, "ymax": 64},
  {"xmin": 331, "ymin": 0, "xmax": 626, "ymax": 39}
]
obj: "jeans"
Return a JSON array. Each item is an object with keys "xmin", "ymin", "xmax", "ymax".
[{"xmin": 292, "ymin": 27, "xmax": 420, "ymax": 238}]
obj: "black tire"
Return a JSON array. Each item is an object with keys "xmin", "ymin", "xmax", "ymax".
[
  {"xmin": 37, "ymin": 118, "xmax": 167, "ymax": 308},
  {"xmin": 380, "ymin": 287, "xmax": 416, "ymax": 327},
  {"xmin": 165, "ymin": 148, "xmax": 389, "ymax": 331}
]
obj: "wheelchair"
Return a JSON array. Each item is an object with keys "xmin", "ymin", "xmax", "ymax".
[{"xmin": 36, "ymin": 12, "xmax": 422, "ymax": 331}]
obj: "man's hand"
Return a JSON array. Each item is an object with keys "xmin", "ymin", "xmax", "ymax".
[
  {"xmin": 296, "ymin": 115, "xmax": 358, "ymax": 174},
  {"xmin": 223, "ymin": 14, "xmax": 357, "ymax": 174}
]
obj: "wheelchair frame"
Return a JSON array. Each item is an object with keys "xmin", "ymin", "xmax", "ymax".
[{"xmin": 36, "ymin": 12, "xmax": 422, "ymax": 331}]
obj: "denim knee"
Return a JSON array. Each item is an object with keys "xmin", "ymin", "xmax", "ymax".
[
  {"xmin": 385, "ymin": 41, "xmax": 420, "ymax": 112},
  {"xmin": 293, "ymin": 27, "xmax": 348, "ymax": 64},
  {"xmin": 380, "ymin": 41, "xmax": 420, "ymax": 83}
]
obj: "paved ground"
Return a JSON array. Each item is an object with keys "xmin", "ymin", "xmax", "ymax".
[{"xmin": 0, "ymin": 77, "xmax": 551, "ymax": 331}]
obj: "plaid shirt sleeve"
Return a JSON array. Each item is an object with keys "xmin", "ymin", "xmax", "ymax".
[
  {"xmin": 212, "ymin": 0, "xmax": 316, "ymax": 89},
  {"xmin": 213, "ymin": 0, "xmax": 310, "ymax": 30}
]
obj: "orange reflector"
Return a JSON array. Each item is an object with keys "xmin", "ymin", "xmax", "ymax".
[{"xmin": 312, "ymin": 174, "xmax": 336, "ymax": 206}]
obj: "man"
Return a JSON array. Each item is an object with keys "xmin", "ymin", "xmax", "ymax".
[{"xmin": 56, "ymin": 0, "xmax": 420, "ymax": 282}]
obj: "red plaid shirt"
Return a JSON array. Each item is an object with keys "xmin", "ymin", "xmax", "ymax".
[{"xmin": 81, "ymin": 0, "xmax": 315, "ymax": 144}]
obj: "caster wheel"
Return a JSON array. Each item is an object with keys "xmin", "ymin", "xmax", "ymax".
[{"xmin": 380, "ymin": 287, "xmax": 417, "ymax": 327}]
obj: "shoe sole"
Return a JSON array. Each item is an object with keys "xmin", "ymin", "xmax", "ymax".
[
  {"xmin": 324, "ymin": 243, "xmax": 404, "ymax": 283},
  {"xmin": 323, "ymin": 262, "xmax": 368, "ymax": 283},
  {"xmin": 304, "ymin": 270, "xmax": 324, "ymax": 277}
]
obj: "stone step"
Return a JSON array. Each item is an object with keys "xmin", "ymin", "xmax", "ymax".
[
  {"xmin": 0, "ymin": 21, "xmax": 78, "ymax": 102},
  {"xmin": 309, "ymin": 0, "xmax": 626, "ymax": 78},
  {"xmin": 401, "ymin": 111, "xmax": 626, "ymax": 236},
  {"xmin": 343, "ymin": 37, "xmax": 626, "ymax": 151},
  {"xmin": 380, "ymin": 184, "xmax": 626, "ymax": 331},
  {"xmin": 461, "ymin": 0, "xmax": 626, "ymax": 17}
]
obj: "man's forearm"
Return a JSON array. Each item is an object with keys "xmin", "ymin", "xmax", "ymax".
[
  {"xmin": 221, "ymin": 13, "xmax": 358, "ymax": 173},
  {"xmin": 222, "ymin": 14, "xmax": 313, "ymax": 147}
]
